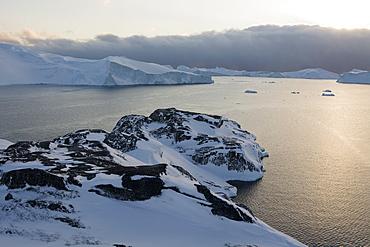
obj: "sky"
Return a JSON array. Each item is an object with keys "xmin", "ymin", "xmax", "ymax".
[{"xmin": 1, "ymin": 0, "xmax": 370, "ymax": 73}]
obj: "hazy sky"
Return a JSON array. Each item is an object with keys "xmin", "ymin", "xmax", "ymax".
[
  {"xmin": 2, "ymin": 0, "xmax": 370, "ymax": 40},
  {"xmin": 1, "ymin": 0, "xmax": 370, "ymax": 72}
]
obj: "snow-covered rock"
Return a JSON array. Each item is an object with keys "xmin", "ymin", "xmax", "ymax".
[
  {"xmin": 0, "ymin": 108, "xmax": 305, "ymax": 247},
  {"xmin": 0, "ymin": 43, "xmax": 213, "ymax": 86},
  {"xmin": 337, "ymin": 69, "xmax": 370, "ymax": 84}
]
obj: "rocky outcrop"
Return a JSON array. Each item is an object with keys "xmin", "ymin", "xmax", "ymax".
[
  {"xmin": 0, "ymin": 109, "xmax": 283, "ymax": 246},
  {"xmin": 0, "ymin": 168, "xmax": 68, "ymax": 190},
  {"xmin": 109, "ymin": 108, "xmax": 267, "ymax": 177}
]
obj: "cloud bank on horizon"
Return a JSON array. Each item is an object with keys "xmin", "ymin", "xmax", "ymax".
[{"xmin": 2, "ymin": 25, "xmax": 370, "ymax": 74}]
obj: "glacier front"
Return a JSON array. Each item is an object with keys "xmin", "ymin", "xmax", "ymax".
[{"xmin": 0, "ymin": 43, "xmax": 213, "ymax": 86}]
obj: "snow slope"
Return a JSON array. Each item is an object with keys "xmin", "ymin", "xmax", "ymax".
[
  {"xmin": 0, "ymin": 109, "xmax": 305, "ymax": 247},
  {"xmin": 0, "ymin": 43, "xmax": 213, "ymax": 86},
  {"xmin": 177, "ymin": 65, "xmax": 339, "ymax": 79},
  {"xmin": 337, "ymin": 69, "xmax": 370, "ymax": 84}
]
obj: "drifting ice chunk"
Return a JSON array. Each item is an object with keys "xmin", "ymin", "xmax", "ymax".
[
  {"xmin": 245, "ymin": 90, "xmax": 258, "ymax": 93},
  {"xmin": 322, "ymin": 93, "xmax": 335, "ymax": 96}
]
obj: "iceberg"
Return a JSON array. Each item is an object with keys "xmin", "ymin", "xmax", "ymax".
[
  {"xmin": 322, "ymin": 93, "xmax": 335, "ymax": 96},
  {"xmin": 245, "ymin": 90, "xmax": 258, "ymax": 93},
  {"xmin": 177, "ymin": 65, "xmax": 247, "ymax": 76},
  {"xmin": 245, "ymin": 71, "xmax": 285, "ymax": 78},
  {"xmin": 0, "ymin": 109, "xmax": 305, "ymax": 247},
  {"xmin": 282, "ymin": 68, "xmax": 339, "ymax": 79},
  {"xmin": 0, "ymin": 43, "xmax": 213, "ymax": 86},
  {"xmin": 177, "ymin": 65, "xmax": 339, "ymax": 79},
  {"xmin": 337, "ymin": 69, "xmax": 370, "ymax": 84}
]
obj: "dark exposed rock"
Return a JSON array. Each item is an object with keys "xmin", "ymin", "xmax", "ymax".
[
  {"xmin": 196, "ymin": 184, "xmax": 254, "ymax": 223},
  {"xmin": 90, "ymin": 164, "xmax": 167, "ymax": 201},
  {"xmin": 38, "ymin": 141, "xmax": 51, "ymax": 149},
  {"xmin": 5, "ymin": 193, "xmax": 13, "ymax": 201},
  {"xmin": 89, "ymin": 184, "xmax": 138, "ymax": 201},
  {"xmin": 172, "ymin": 165, "xmax": 197, "ymax": 181},
  {"xmin": 55, "ymin": 217, "xmax": 85, "ymax": 228},
  {"xmin": 194, "ymin": 133, "xmax": 220, "ymax": 145},
  {"xmin": 103, "ymin": 115, "xmax": 150, "ymax": 152},
  {"xmin": 26, "ymin": 200, "xmax": 74, "ymax": 213},
  {"xmin": 149, "ymin": 108, "xmax": 186, "ymax": 123},
  {"xmin": 3, "ymin": 141, "xmax": 36, "ymax": 162},
  {"xmin": 122, "ymin": 163, "xmax": 167, "ymax": 177},
  {"xmin": 53, "ymin": 129, "xmax": 108, "ymax": 145},
  {"xmin": 110, "ymin": 115, "xmax": 149, "ymax": 140},
  {"xmin": 0, "ymin": 168, "xmax": 68, "ymax": 190},
  {"xmin": 1, "ymin": 141, "xmax": 58, "ymax": 165},
  {"xmin": 103, "ymin": 131, "xmax": 138, "ymax": 153},
  {"xmin": 148, "ymin": 108, "xmax": 193, "ymax": 143},
  {"xmin": 193, "ymin": 114, "xmax": 222, "ymax": 127}
]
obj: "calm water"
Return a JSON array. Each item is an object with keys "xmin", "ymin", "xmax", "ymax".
[{"xmin": 0, "ymin": 77, "xmax": 369, "ymax": 246}]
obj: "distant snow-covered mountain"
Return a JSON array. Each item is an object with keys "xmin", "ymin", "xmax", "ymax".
[
  {"xmin": 177, "ymin": 65, "xmax": 340, "ymax": 79},
  {"xmin": 337, "ymin": 69, "xmax": 370, "ymax": 84},
  {"xmin": 0, "ymin": 108, "xmax": 305, "ymax": 247},
  {"xmin": 0, "ymin": 43, "xmax": 213, "ymax": 86}
]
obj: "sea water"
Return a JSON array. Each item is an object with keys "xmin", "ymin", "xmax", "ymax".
[{"xmin": 0, "ymin": 77, "xmax": 369, "ymax": 246}]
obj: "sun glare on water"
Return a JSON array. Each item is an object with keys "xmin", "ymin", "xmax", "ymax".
[{"xmin": 282, "ymin": 0, "xmax": 370, "ymax": 29}]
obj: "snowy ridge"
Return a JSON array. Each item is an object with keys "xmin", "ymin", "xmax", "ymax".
[
  {"xmin": 177, "ymin": 65, "xmax": 339, "ymax": 79},
  {"xmin": 0, "ymin": 109, "xmax": 305, "ymax": 247},
  {"xmin": 0, "ymin": 43, "xmax": 213, "ymax": 86},
  {"xmin": 337, "ymin": 69, "xmax": 370, "ymax": 84}
]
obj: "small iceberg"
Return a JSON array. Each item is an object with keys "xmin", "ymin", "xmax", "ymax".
[
  {"xmin": 322, "ymin": 89, "xmax": 332, "ymax": 92},
  {"xmin": 291, "ymin": 91, "xmax": 300, "ymax": 94},
  {"xmin": 322, "ymin": 93, "xmax": 335, "ymax": 96},
  {"xmin": 245, "ymin": 90, "xmax": 258, "ymax": 93}
]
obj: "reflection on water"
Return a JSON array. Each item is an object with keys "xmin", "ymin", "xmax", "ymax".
[{"xmin": 0, "ymin": 78, "xmax": 369, "ymax": 246}]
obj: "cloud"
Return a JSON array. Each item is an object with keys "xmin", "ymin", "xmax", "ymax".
[
  {"xmin": 0, "ymin": 28, "xmax": 59, "ymax": 46},
  {"xmin": 0, "ymin": 32, "xmax": 21, "ymax": 45},
  {"xmin": 2, "ymin": 25, "xmax": 370, "ymax": 73}
]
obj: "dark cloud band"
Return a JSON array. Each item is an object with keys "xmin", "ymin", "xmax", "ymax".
[{"xmin": 2, "ymin": 25, "xmax": 370, "ymax": 73}]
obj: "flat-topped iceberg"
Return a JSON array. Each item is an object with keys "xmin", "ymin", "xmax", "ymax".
[
  {"xmin": 0, "ymin": 109, "xmax": 305, "ymax": 247},
  {"xmin": 337, "ymin": 69, "xmax": 370, "ymax": 84},
  {"xmin": 0, "ymin": 43, "xmax": 213, "ymax": 86},
  {"xmin": 177, "ymin": 65, "xmax": 339, "ymax": 79}
]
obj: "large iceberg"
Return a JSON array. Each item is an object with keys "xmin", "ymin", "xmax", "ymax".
[
  {"xmin": 177, "ymin": 65, "xmax": 339, "ymax": 79},
  {"xmin": 177, "ymin": 65, "xmax": 247, "ymax": 76},
  {"xmin": 0, "ymin": 109, "xmax": 305, "ymax": 247},
  {"xmin": 0, "ymin": 43, "xmax": 213, "ymax": 86},
  {"xmin": 337, "ymin": 69, "xmax": 370, "ymax": 84},
  {"xmin": 282, "ymin": 68, "xmax": 339, "ymax": 79}
]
